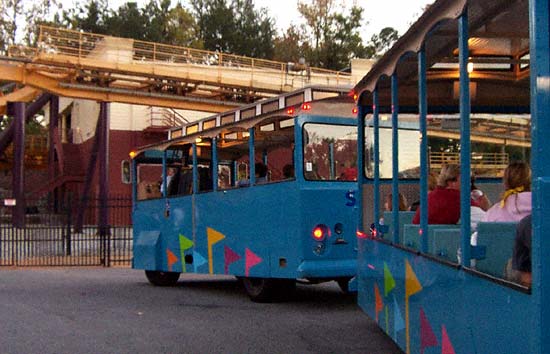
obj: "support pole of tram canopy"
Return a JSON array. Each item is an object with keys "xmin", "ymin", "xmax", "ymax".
[
  {"xmin": 356, "ymin": 101, "xmax": 367, "ymax": 234},
  {"xmin": 530, "ymin": 0, "xmax": 550, "ymax": 351},
  {"xmin": 391, "ymin": 74, "xmax": 400, "ymax": 244},
  {"xmin": 458, "ymin": 9, "xmax": 472, "ymax": 266},
  {"xmin": 418, "ymin": 47, "xmax": 429, "ymax": 253},
  {"xmin": 373, "ymin": 90, "xmax": 380, "ymax": 233}
]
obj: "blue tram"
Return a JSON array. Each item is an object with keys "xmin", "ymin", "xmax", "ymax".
[
  {"xmin": 131, "ymin": 86, "xmax": 360, "ymax": 302},
  {"xmin": 354, "ymin": 0, "xmax": 548, "ymax": 353}
]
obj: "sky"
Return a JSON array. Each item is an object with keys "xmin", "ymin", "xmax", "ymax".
[{"xmin": 107, "ymin": 0, "xmax": 435, "ymax": 39}]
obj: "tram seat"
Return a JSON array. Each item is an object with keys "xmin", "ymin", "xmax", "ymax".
[
  {"xmin": 382, "ymin": 211, "xmax": 416, "ymax": 240},
  {"xmin": 474, "ymin": 222, "xmax": 518, "ymax": 278},
  {"xmin": 431, "ymin": 228, "xmax": 462, "ymax": 262},
  {"xmin": 402, "ymin": 224, "xmax": 460, "ymax": 254}
]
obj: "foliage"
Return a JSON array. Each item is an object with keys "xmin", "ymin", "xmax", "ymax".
[
  {"xmin": 190, "ymin": 0, "xmax": 275, "ymax": 59},
  {"xmin": 366, "ymin": 27, "xmax": 399, "ymax": 58}
]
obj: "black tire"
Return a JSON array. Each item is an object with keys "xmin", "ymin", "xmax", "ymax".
[
  {"xmin": 241, "ymin": 277, "xmax": 296, "ymax": 303},
  {"xmin": 336, "ymin": 277, "xmax": 354, "ymax": 294},
  {"xmin": 145, "ymin": 270, "xmax": 180, "ymax": 286}
]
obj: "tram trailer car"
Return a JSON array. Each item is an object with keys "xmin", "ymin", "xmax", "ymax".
[
  {"xmin": 132, "ymin": 87, "xmax": 360, "ymax": 302},
  {"xmin": 353, "ymin": 0, "xmax": 550, "ymax": 353}
]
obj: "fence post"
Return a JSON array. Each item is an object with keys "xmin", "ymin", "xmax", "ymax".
[{"xmin": 65, "ymin": 193, "xmax": 72, "ymax": 256}]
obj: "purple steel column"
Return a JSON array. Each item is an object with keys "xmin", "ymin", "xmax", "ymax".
[
  {"xmin": 75, "ymin": 105, "xmax": 104, "ymax": 232},
  {"xmin": 12, "ymin": 102, "xmax": 25, "ymax": 228},
  {"xmin": 98, "ymin": 102, "xmax": 109, "ymax": 236},
  {"xmin": 98, "ymin": 102, "xmax": 110, "ymax": 266},
  {"xmin": 48, "ymin": 96, "xmax": 60, "ymax": 198}
]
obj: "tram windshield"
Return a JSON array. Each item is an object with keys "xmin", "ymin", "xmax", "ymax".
[{"xmin": 303, "ymin": 123, "xmax": 358, "ymax": 181}]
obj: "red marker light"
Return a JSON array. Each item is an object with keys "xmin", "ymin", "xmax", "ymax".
[
  {"xmin": 312, "ymin": 224, "xmax": 329, "ymax": 241},
  {"xmin": 356, "ymin": 230, "xmax": 368, "ymax": 239},
  {"xmin": 352, "ymin": 107, "xmax": 358, "ymax": 114},
  {"xmin": 286, "ymin": 107, "xmax": 295, "ymax": 115},
  {"xmin": 301, "ymin": 103, "xmax": 312, "ymax": 111}
]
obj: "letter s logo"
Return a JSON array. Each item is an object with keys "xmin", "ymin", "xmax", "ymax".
[{"xmin": 345, "ymin": 191, "xmax": 356, "ymax": 207}]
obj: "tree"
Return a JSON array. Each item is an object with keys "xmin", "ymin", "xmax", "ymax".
[
  {"xmin": 297, "ymin": 0, "xmax": 367, "ymax": 70},
  {"xmin": 62, "ymin": 0, "xmax": 111, "ymax": 34},
  {"xmin": 106, "ymin": 2, "xmax": 148, "ymax": 39},
  {"xmin": 190, "ymin": 0, "xmax": 275, "ymax": 58},
  {"xmin": 366, "ymin": 27, "xmax": 399, "ymax": 58},
  {"xmin": 0, "ymin": 0, "xmax": 24, "ymax": 53},
  {"xmin": 273, "ymin": 25, "xmax": 309, "ymax": 64}
]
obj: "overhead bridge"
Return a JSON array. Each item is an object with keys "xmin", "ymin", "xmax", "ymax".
[{"xmin": 0, "ymin": 26, "xmax": 353, "ymax": 113}]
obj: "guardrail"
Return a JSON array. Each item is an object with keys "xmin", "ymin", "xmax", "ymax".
[{"xmin": 31, "ymin": 25, "xmax": 352, "ymax": 85}]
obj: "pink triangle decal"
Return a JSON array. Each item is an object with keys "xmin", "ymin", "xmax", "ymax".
[
  {"xmin": 245, "ymin": 248, "xmax": 262, "ymax": 276},
  {"xmin": 441, "ymin": 325, "xmax": 456, "ymax": 354},
  {"xmin": 224, "ymin": 245, "xmax": 242, "ymax": 274},
  {"xmin": 420, "ymin": 308, "xmax": 438, "ymax": 354}
]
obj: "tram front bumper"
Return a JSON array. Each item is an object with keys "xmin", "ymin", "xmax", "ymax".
[{"xmin": 296, "ymin": 259, "xmax": 357, "ymax": 278}]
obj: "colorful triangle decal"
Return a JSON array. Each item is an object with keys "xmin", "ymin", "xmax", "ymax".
[
  {"xmin": 179, "ymin": 234, "xmax": 194, "ymax": 272},
  {"xmin": 393, "ymin": 294, "xmax": 405, "ymax": 335},
  {"xmin": 207, "ymin": 227, "xmax": 226, "ymax": 274},
  {"xmin": 420, "ymin": 308, "xmax": 438, "ymax": 354},
  {"xmin": 193, "ymin": 251, "xmax": 207, "ymax": 272},
  {"xmin": 224, "ymin": 245, "xmax": 242, "ymax": 274},
  {"xmin": 441, "ymin": 325, "xmax": 456, "ymax": 354},
  {"xmin": 166, "ymin": 248, "xmax": 178, "ymax": 272},
  {"xmin": 374, "ymin": 283, "xmax": 383, "ymax": 323},
  {"xmin": 405, "ymin": 259, "xmax": 423, "ymax": 299},
  {"xmin": 245, "ymin": 248, "xmax": 262, "ymax": 276},
  {"xmin": 384, "ymin": 262, "xmax": 396, "ymax": 297}
]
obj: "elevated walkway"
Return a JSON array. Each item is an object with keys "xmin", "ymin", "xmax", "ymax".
[{"xmin": 0, "ymin": 26, "xmax": 354, "ymax": 113}]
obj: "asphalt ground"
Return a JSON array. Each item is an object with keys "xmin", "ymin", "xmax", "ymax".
[{"xmin": 0, "ymin": 267, "xmax": 403, "ymax": 354}]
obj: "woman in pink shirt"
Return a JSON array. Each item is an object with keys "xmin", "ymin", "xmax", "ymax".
[{"xmin": 484, "ymin": 161, "xmax": 532, "ymax": 222}]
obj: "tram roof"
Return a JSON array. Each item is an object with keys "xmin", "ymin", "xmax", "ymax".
[
  {"xmin": 353, "ymin": 0, "xmax": 530, "ymax": 110},
  {"xmin": 133, "ymin": 85, "xmax": 355, "ymax": 157}
]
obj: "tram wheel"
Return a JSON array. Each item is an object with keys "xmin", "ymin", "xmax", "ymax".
[
  {"xmin": 241, "ymin": 277, "xmax": 296, "ymax": 303},
  {"xmin": 336, "ymin": 277, "xmax": 354, "ymax": 294},
  {"xmin": 145, "ymin": 270, "xmax": 181, "ymax": 286}
]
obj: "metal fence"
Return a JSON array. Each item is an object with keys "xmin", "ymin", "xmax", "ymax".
[{"xmin": 0, "ymin": 196, "xmax": 132, "ymax": 267}]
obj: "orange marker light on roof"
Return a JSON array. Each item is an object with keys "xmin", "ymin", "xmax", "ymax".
[
  {"xmin": 129, "ymin": 150, "xmax": 137, "ymax": 159},
  {"xmin": 301, "ymin": 103, "xmax": 312, "ymax": 111},
  {"xmin": 287, "ymin": 107, "xmax": 295, "ymax": 115}
]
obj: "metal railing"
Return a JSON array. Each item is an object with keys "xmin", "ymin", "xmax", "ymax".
[
  {"xmin": 0, "ymin": 195, "xmax": 132, "ymax": 267},
  {"xmin": 32, "ymin": 26, "xmax": 352, "ymax": 85},
  {"xmin": 429, "ymin": 151, "xmax": 509, "ymax": 170}
]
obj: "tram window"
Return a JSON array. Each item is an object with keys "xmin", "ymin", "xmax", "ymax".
[
  {"xmin": 428, "ymin": 115, "xmax": 531, "ymax": 178},
  {"xmin": 303, "ymin": 123, "xmax": 357, "ymax": 181},
  {"xmin": 196, "ymin": 139, "xmax": 213, "ymax": 192},
  {"xmin": 364, "ymin": 126, "xmax": 420, "ymax": 179},
  {"xmin": 217, "ymin": 131, "xmax": 249, "ymax": 189},
  {"xmin": 254, "ymin": 121, "xmax": 295, "ymax": 183},
  {"xmin": 165, "ymin": 145, "xmax": 193, "ymax": 197},
  {"xmin": 136, "ymin": 163, "xmax": 162, "ymax": 200}
]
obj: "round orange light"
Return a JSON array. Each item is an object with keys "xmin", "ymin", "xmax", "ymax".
[{"xmin": 313, "ymin": 227, "xmax": 324, "ymax": 240}]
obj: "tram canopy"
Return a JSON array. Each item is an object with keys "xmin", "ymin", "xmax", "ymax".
[{"xmin": 353, "ymin": 0, "xmax": 529, "ymax": 111}]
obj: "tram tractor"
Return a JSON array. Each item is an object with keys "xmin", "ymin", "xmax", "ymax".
[
  {"xmin": 131, "ymin": 86, "xmax": 360, "ymax": 302},
  {"xmin": 353, "ymin": 0, "xmax": 548, "ymax": 353}
]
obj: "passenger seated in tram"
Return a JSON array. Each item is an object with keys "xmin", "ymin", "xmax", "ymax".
[
  {"xmin": 412, "ymin": 164, "xmax": 462, "ymax": 224},
  {"xmin": 484, "ymin": 161, "xmax": 532, "ymax": 222},
  {"xmin": 384, "ymin": 193, "xmax": 409, "ymax": 212},
  {"xmin": 409, "ymin": 172, "xmax": 437, "ymax": 211},
  {"xmin": 471, "ymin": 174, "xmax": 491, "ymax": 211},
  {"xmin": 255, "ymin": 162, "xmax": 268, "ymax": 183},
  {"xmin": 509, "ymin": 214, "xmax": 532, "ymax": 287}
]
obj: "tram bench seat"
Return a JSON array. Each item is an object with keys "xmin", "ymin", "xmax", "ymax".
[
  {"xmin": 381, "ymin": 211, "xmax": 416, "ymax": 240},
  {"xmin": 402, "ymin": 224, "xmax": 460, "ymax": 254},
  {"xmin": 432, "ymin": 228, "xmax": 462, "ymax": 263},
  {"xmin": 474, "ymin": 222, "xmax": 518, "ymax": 278}
]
